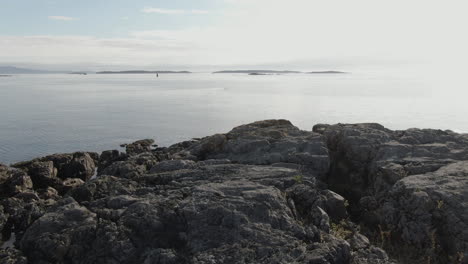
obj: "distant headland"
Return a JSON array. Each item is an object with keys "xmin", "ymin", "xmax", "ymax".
[
  {"xmin": 308, "ymin": 70, "xmax": 347, "ymax": 74},
  {"xmin": 213, "ymin": 70, "xmax": 301, "ymax": 74},
  {"xmin": 213, "ymin": 70, "xmax": 348, "ymax": 75},
  {"xmin": 0, "ymin": 65, "xmax": 348, "ymax": 75},
  {"xmin": 0, "ymin": 66, "xmax": 65, "ymax": 74},
  {"xmin": 69, "ymin": 72, "xmax": 88, "ymax": 75},
  {"xmin": 96, "ymin": 71, "xmax": 191, "ymax": 74}
]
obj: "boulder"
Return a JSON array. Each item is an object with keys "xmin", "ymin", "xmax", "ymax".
[
  {"xmin": 19, "ymin": 198, "xmax": 97, "ymax": 263},
  {"xmin": 0, "ymin": 166, "xmax": 33, "ymax": 197},
  {"xmin": 125, "ymin": 139, "xmax": 155, "ymax": 155},
  {"xmin": 174, "ymin": 120, "xmax": 330, "ymax": 178},
  {"xmin": 60, "ymin": 178, "xmax": 85, "ymax": 194},
  {"xmin": 99, "ymin": 152, "xmax": 161, "ymax": 179},
  {"xmin": 287, "ymin": 185, "xmax": 348, "ymax": 223},
  {"xmin": 0, "ymin": 196, "xmax": 49, "ymax": 243},
  {"xmin": 98, "ymin": 150, "xmax": 128, "ymax": 173},
  {"xmin": 60, "ymin": 152, "xmax": 96, "ymax": 181},
  {"xmin": 316, "ymin": 123, "xmax": 468, "ymax": 263},
  {"xmin": 19, "ymin": 161, "xmax": 59, "ymax": 189},
  {"xmin": 316, "ymin": 123, "xmax": 468, "ymax": 200},
  {"xmin": 377, "ymin": 161, "xmax": 468, "ymax": 263},
  {"xmin": 12, "ymin": 152, "xmax": 98, "ymax": 183}
]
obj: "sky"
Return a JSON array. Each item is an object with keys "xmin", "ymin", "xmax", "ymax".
[{"xmin": 0, "ymin": 0, "xmax": 467, "ymax": 72}]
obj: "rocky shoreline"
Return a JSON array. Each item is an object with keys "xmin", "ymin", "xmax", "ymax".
[{"xmin": 0, "ymin": 120, "xmax": 467, "ymax": 264}]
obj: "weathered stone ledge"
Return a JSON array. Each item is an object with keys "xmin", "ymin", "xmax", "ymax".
[{"xmin": 1, "ymin": 120, "xmax": 467, "ymax": 263}]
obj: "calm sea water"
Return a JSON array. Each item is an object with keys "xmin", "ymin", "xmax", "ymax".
[{"xmin": 1, "ymin": 72, "xmax": 466, "ymax": 164}]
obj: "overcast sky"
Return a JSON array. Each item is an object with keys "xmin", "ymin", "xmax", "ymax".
[{"xmin": 1, "ymin": 0, "xmax": 467, "ymax": 72}]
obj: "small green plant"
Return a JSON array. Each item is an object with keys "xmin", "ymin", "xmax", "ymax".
[
  {"xmin": 436, "ymin": 200, "xmax": 444, "ymax": 209},
  {"xmin": 331, "ymin": 220, "xmax": 352, "ymax": 240},
  {"xmin": 293, "ymin": 174, "xmax": 303, "ymax": 183},
  {"xmin": 344, "ymin": 200, "xmax": 350, "ymax": 208}
]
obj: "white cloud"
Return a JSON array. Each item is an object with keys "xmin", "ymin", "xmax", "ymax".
[
  {"xmin": 141, "ymin": 7, "xmax": 209, "ymax": 15},
  {"xmin": 48, "ymin": 16, "xmax": 77, "ymax": 21},
  {"xmin": 191, "ymin": 10, "xmax": 209, "ymax": 14},
  {"xmin": 0, "ymin": 35, "xmax": 203, "ymax": 67}
]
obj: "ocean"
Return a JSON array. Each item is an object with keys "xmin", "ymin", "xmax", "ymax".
[{"xmin": 1, "ymin": 72, "xmax": 466, "ymax": 164}]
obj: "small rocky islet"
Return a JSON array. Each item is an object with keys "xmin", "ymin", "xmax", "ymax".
[{"xmin": 0, "ymin": 120, "xmax": 467, "ymax": 264}]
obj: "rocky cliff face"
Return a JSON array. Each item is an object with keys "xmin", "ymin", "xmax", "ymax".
[
  {"xmin": 0, "ymin": 120, "xmax": 466, "ymax": 264},
  {"xmin": 314, "ymin": 123, "xmax": 468, "ymax": 263}
]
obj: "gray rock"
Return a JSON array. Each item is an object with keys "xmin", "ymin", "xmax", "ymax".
[
  {"xmin": 310, "ymin": 206, "xmax": 331, "ymax": 232},
  {"xmin": 126, "ymin": 139, "xmax": 155, "ymax": 155},
  {"xmin": 287, "ymin": 185, "xmax": 348, "ymax": 223},
  {"xmin": 12, "ymin": 152, "xmax": 98, "ymax": 183},
  {"xmin": 98, "ymin": 150, "xmax": 128, "ymax": 173},
  {"xmin": 149, "ymin": 160, "xmax": 196, "ymax": 173},
  {"xmin": 378, "ymin": 161, "xmax": 468, "ymax": 262},
  {"xmin": 317, "ymin": 122, "xmax": 468, "ymax": 263},
  {"xmin": 18, "ymin": 164, "xmax": 367, "ymax": 263},
  {"xmin": 60, "ymin": 178, "xmax": 85, "ymax": 194},
  {"xmin": 23, "ymin": 161, "xmax": 58, "ymax": 189},
  {"xmin": 63, "ymin": 152, "xmax": 97, "ymax": 181},
  {"xmin": 318, "ymin": 123, "xmax": 468, "ymax": 199},
  {"xmin": 321, "ymin": 190, "xmax": 349, "ymax": 221},
  {"xmin": 99, "ymin": 160, "xmax": 147, "ymax": 179},
  {"xmin": 99, "ymin": 152, "xmax": 161, "ymax": 179},
  {"xmin": 0, "ymin": 166, "xmax": 33, "ymax": 197},
  {"xmin": 351, "ymin": 246, "xmax": 395, "ymax": 264},
  {"xmin": 197, "ymin": 159, "xmax": 231, "ymax": 166},
  {"xmin": 175, "ymin": 120, "xmax": 330, "ymax": 178},
  {"xmin": 8, "ymin": 120, "xmax": 465, "ymax": 263},
  {"xmin": 0, "ymin": 195, "xmax": 49, "ymax": 244},
  {"xmin": 20, "ymin": 198, "xmax": 97, "ymax": 263},
  {"xmin": 349, "ymin": 233, "xmax": 370, "ymax": 250}
]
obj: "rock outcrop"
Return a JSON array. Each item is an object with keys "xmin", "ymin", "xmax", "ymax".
[
  {"xmin": 123, "ymin": 139, "xmax": 155, "ymax": 156},
  {"xmin": 0, "ymin": 120, "xmax": 466, "ymax": 264},
  {"xmin": 175, "ymin": 120, "xmax": 330, "ymax": 178},
  {"xmin": 377, "ymin": 161, "xmax": 468, "ymax": 263},
  {"xmin": 314, "ymin": 123, "xmax": 468, "ymax": 263},
  {"xmin": 12, "ymin": 152, "xmax": 98, "ymax": 182}
]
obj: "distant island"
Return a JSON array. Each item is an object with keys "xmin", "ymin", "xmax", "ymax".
[
  {"xmin": 214, "ymin": 70, "xmax": 348, "ymax": 75},
  {"xmin": 69, "ymin": 72, "xmax": 88, "ymax": 75},
  {"xmin": 213, "ymin": 70, "xmax": 302, "ymax": 74},
  {"xmin": 248, "ymin": 72, "xmax": 271, "ymax": 75},
  {"xmin": 0, "ymin": 66, "xmax": 65, "ymax": 74},
  {"xmin": 308, "ymin": 71, "xmax": 347, "ymax": 74},
  {"xmin": 0, "ymin": 66, "xmax": 348, "ymax": 75},
  {"xmin": 96, "ymin": 71, "xmax": 191, "ymax": 74}
]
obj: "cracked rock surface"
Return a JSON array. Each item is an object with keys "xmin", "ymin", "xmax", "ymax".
[{"xmin": 0, "ymin": 120, "xmax": 466, "ymax": 263}]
